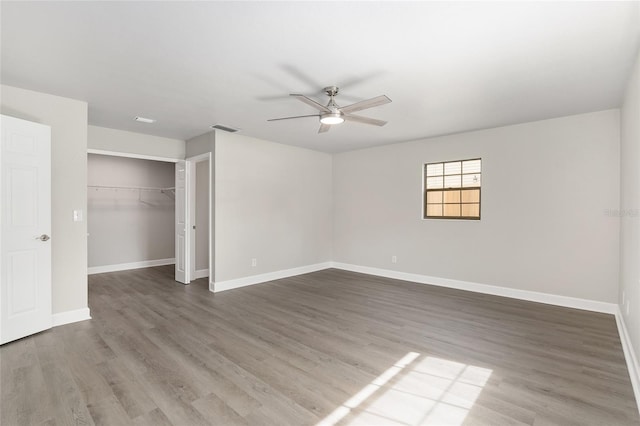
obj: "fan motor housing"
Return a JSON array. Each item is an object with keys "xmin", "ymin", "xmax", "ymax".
[{"xmin": 324, "ymin": 86, "xmax": 339, "ymax": 97}]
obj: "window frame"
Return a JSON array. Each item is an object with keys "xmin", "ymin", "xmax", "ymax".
[{"xmin": 422, "ymin": 158, "xmax": 482, "ymax": 220}]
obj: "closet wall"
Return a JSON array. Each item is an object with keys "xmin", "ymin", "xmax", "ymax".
[{"xmin": 88, "ymin": 154, "xmax": 175, "ymax": 272}]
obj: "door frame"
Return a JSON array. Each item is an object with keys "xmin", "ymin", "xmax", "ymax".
[
  {"xmin": 87, "ymin": 149, "xmax": 181, "ymax": 164},
  {"xmin": 86, "ymin": 149, "xmax": 213, "ymax": 287},
  {"xmin": 186, "ymin": 153, "xmax": 213, "ymax": 288}
]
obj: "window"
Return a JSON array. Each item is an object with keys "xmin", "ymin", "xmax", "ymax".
[{"xmin": 424, "ymin": 158, "xmax": 481, "ymax": 219}]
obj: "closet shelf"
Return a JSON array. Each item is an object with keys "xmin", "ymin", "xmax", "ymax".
[{"xmin": 88, "ymin": 185, "xmax": 175, "ymax": 191}]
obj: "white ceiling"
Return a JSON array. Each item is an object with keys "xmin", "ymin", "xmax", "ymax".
[{"xmin": 2, "ymin": 1, "xmax": 639, "ymax": 153}]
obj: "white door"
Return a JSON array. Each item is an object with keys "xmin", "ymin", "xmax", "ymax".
[
  {"xmin": 0, "ymin": 114, "xmax": 52, "ymax": 345},
  {"xmin": 175, "ymin": 160, "xmax": 190, "ymax": 284}
]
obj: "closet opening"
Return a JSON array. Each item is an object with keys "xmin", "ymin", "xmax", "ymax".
[{"xmin": 87, "ymin": 151, "xmax": 179, "ymax": 280}]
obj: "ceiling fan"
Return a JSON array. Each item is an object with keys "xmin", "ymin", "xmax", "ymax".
[{"xmin": 268, "ymin": 86, "xmax": 391, "ymax": 133}]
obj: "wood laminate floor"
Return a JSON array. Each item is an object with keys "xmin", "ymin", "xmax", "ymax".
[{"xmin": 1, "ymin": 266, "xmax": 638, "ymax": 425}]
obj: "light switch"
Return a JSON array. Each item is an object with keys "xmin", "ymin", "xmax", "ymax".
[{"xmin": 73, "ymin": 209, "xmax": 83, "ymax": 222}]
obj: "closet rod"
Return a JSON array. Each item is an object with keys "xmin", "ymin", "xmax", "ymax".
[{"xmin": 88, "ymin": 185, "xmax": 175, "ymax": 191}]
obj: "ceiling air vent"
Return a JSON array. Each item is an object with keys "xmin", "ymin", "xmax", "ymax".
[
  {"xmin": 134, "ymin": 116, "xmax": 156, "ymax": 124},
  {"xmin": 210, "ymin": 124, "xmax": 239, "ymax": 133}
]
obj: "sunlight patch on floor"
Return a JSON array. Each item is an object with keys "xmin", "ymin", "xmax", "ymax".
[{"xmin": 317, "ymin": 353, "xmax": 492, "ymax": 426}]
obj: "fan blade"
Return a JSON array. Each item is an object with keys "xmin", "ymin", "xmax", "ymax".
[
  {"xmin": 281, "ymin": 65, "xmax": 323, "ymax": 91},
  {"xmin": 343, "ymin": 114, "xmax": 387, "ymax": 126},
  {"xmin": 318, "ymin": 123, "xmax": 331, "ymax": 133},
  {"xmin": 340, "ymin": 95, "xmax": 391, "ymax": 114},
  {"xmin": 291, "ymin": 94, "xmax": 331, "ymax": 113},
  {"xmin": 268, "ymin": 114, "xmax": 319, "ymax": 122},
  {"xmin": 338, "ymin": 71, "xmax": 384, "ymax": 91}
]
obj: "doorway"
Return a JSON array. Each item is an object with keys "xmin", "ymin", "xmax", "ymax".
[
  {"xmin": 87, "ymin": 153, "xmax": 176, "ymax": 274},
  {"xmin": 87, "ymin": 149, "xmax": 184, "ymax": 278},
  {"xmin": 86, "ymin": 149, "xmax": 213, "ymax": 287},
  {"xmin": 187, "ymin": 153, "xmax": 213, "ymax": 288}
]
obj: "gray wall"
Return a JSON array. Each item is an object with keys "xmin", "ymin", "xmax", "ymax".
[
  {"xmin": 620, "ymin": 49, "xmax": 640, "ymax": 359},
  {"xmin": 333, "ymin": 110, "xmax": 621, "ymax": 303},
  {"xmin": 87, "ymin": 154, "xmax": 175, "ymax": 268},
  {"xmin": 214, "ymin": 131, "xmax": 333, "ymax": 282},
  {"xmin": 186, "ymin": 131, "xmax": 215, "ymax": 158},
  {"xmin": 1, "ymin": 85, "xmax": 88, "ymax": 315},
  {"xmin": 195, "ymin": 159, "xmax": 209, "ymax": 271}
]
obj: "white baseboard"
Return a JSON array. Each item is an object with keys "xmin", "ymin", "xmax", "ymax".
[
  {"xmin": 52, "ymin": 307, "xmax": 91, "ymax": 327},
  {"xmin": 213, "ymin": 260, "xmax": 616, "ymax": 313},
  {"xmin": 88, "ymin": 258, "xmax": 175, "ymax": 275},
  {"xmin": 213, "ymin": 262, "xmax": 332, "ymax": 292},
  {"xmin": 330, "ymin": 262, "xmax": 617, "ymax": 314},
  {"xmin": 193, "ymin": 269, "xmax": 209, "ymax": 280},
  {"xmin": 615, "ymin": 307, "xmax": 640, "ymax": 416}
]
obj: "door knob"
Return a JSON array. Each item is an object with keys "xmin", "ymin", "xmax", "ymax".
[{"xmin": 36, "ymin": 234, "xmax": 50, "ymax": 242}]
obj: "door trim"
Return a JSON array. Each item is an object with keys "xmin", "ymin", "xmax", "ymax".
[{"xmin": 87, "ymin": 149, "xmax": 180, "ymax": 163}]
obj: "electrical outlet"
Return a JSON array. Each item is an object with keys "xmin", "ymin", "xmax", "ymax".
[
  {"xmin": 391, "ymin": 255, "xmax": 397, "ymax": 264},
  {"xmin": 251, "ymin": 258, "xmax": 257, "ymax": 267}
]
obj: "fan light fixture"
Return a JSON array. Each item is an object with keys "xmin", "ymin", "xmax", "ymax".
[
  {"xmin": 320, "ymin": 113, "xmax": 344, "ymax": 125},
  {"xmin": 268, "ymin": 86, "xmax": 391, "ymax": 133}
]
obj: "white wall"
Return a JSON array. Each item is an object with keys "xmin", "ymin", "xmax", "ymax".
[
  {"xmin": 87, "ymin": 154, "xmax": 175, "ymax": 269},
  {"xmin": 334, "ymin": 110, "xmax": 621, "ymax": 303},
  {"xmin": 620, "ymin": 49, "xmax": 640, "ymax": 361},
  {"xmin": 195, "ymin": 159, "xmax": 209, "ymax": 272},
  {"xmin": 0, "ymin": 85, "xmax": 88, "ymax": 316},
  {"xmin": 214, "ymin": 132, "xmax": 333, "ymax": 283},
  {"xmin": 88, "ymin": 125, "xmax": 184, "ymax": 160}
]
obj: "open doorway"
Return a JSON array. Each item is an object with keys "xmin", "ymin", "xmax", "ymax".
[
  {"xmin": 87, "ymin": 153, "xmax": 177, "ymax": 274},
  {"xmin": 87, "ymin": 149, "xmax": 212, "ymax": 287},
  {"xmin": 187, "ymin": 153, "xmax": 213, "ymax": 287}
]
